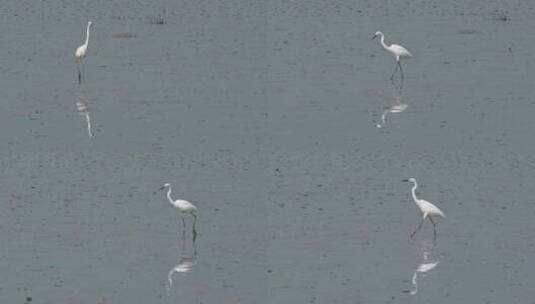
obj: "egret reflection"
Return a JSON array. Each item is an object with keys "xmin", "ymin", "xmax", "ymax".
[
  {"xmin": 376, "ymin": 96, "xmax": 407, "ymax": 128},
  {"xmin": 409, "ymin": 260, "xmax": 439, "ymax": 295},
  {"xmin": 405, "ymin": 240, "xmax": 441, "ymax": 295},
  {"xmin": 166, "ymin": 229, "xmax": 197, "ymax": 292},
  {"xmin": 167, "ymin": 255, "xmax": 197, "ymax": 291},
  {"xmin": 76, "ymin": 95, "xmax": 94, "ymax": 137}
]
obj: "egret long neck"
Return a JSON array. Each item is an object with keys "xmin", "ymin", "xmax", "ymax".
[
  {"xmin": 84, "ymin": 23, "xmax": 91, "ymax": 46},
  {"xmin": 379, "ymin": 34, "xmax": 388, "ymax": 50},
  {"xmin": 411, "ymin": 182, "xmax": 419, "ymax": 202},
  {"xmin": 166, "ymin": 187, "xmax": 174, "ymax": 204}
]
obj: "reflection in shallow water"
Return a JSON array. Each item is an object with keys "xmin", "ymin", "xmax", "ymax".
[
  {"xmin": 376, "ymin": 96, "xmax": 408, "ymax": 128},
  {"xmin": 409, "ymin": 260, "xmax": 439, "ymax": 295},
  {"xmin": 167, "ymin": 256, "xmax": 197, "ymax": 291},
  {"xmin": 166, "ymin": 230, "xmax": 197, "ymax": 291},
  {"xmin": 405, "ymin": 240, "xmax": 441, "ymax": 295},
  {"xmin": 76, "ymin": 95, "xmax": 93, "ymax": 137},
  {"xmin": 75, "ymin": 100, "xmax": 87, "ymax": 112}
]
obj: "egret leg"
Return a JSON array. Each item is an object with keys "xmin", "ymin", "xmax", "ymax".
[
  {"xmin": 397, "ymin": 61, "xmax": 404, "ymax": 92},
  {"xmin": 192, "ymin": 227, "xmax": 197, "ymax": 251},
  {"xmin": 181, "ymin": 216, "xmax": 186, "ymax": 230},
  {"xmin": 77, "ymin": 65, "xmax": 82, "ymax": 86},
  {"xmin": 429, "ymin": 217, "xmax": 437, "ymax": 240},
  {"xmin": 192, "ymin": 217, "xmax": 197, "ymax": 255},
  {"xmin": 82, "ymin": 62, "xmax": 86, "ymax": 84},
  {"xmin": 180, "ymin": 229, "xmax": 186, "ymax": 249},
  {"xmin": 390, "ymin": 61, "xmax": 399, "ymax": 80},
  {"xmin": 192, "ymin": 214, "xmax": 197, "ymax": 237},
  {"xmin": 193, "ymin": 235, "xmax": 197, "ymax": 256},
  {"xmin": 410, "ymin": 217, "xmax": 425, "ymax": 238}
]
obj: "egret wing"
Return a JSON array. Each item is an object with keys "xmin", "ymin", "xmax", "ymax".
[
  {"xmin": 419, "ymin": 199, "xmax": 445, "ymax": 217},
  {"xmin": 183, "ymin": 200, "xmax": 198, "ymax": 213},
  {"xmin": 390, "ymin": 44, "xmax": 412, "ymax": 58}
]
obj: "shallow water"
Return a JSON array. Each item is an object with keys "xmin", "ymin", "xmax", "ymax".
[{"xmin": 1, "ymin": 0, "xmax": 535, "ymax": 303}]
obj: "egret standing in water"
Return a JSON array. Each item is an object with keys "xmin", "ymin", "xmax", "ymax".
[
  {"xmin": 160, "ymin": 183, "xmax": 198, "ymax": 235},
  {"xmin": 75, "ymin": 21, "xmax": 93, "ymax": 85},
  {"xmin": 402, "ymin": 178, "xmax": 445, "ymax": 239},
  {"xmin": 372, "ymin": 31, "xmax": 412, "ymax": 81}
]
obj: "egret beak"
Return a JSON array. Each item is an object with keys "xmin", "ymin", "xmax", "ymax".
[
  {"xmin": 401, "ymin": 179, "xmax": 410, "ymax": 182},
  {"xmin": 159, "ymin": 186, "xmax": 165, "ymax": 190},
  {"xmin": 372, "ymin": 34, "xmax": 377, "ymax": 40}
]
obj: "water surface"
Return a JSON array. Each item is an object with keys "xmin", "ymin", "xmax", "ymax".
[{"xmin": 1, "ymin": 0, "xmax": 534, "ymax": 303}]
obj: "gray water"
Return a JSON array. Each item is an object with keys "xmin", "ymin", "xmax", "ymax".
[{"xmin": 1, "ymin": 0, "xmax": 535, "ymax": 303}]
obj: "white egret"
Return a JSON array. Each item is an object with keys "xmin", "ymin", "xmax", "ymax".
[
  {"xmin": 75, "ymin": 21, "xmax": 93, "ymax": 84},
  {"xmin": 372, "ymin": 31, "xmax": 412, "ymax": 81},
  {"xmin": 402, "ymin": 178, "xmax": 445, "ymax": 239},
  {"xmin": 160, "ymin": 183, "xmax": 198, "ymax": 234}
]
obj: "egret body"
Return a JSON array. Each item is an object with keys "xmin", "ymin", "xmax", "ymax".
[
  {"xmin": 372, "ymin": 31, "xmax": 412, "ymax": 80},
  {"xmin": 75, "ymin": 21, "xmax": 93, "ymax": 84},
  {"xmin": 403, "ymin": 178, "xmax": 445, "ymax": 239},
  {"xmin": 160, "ymin": 183, "xmax": 198, "ymax": 234}
]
